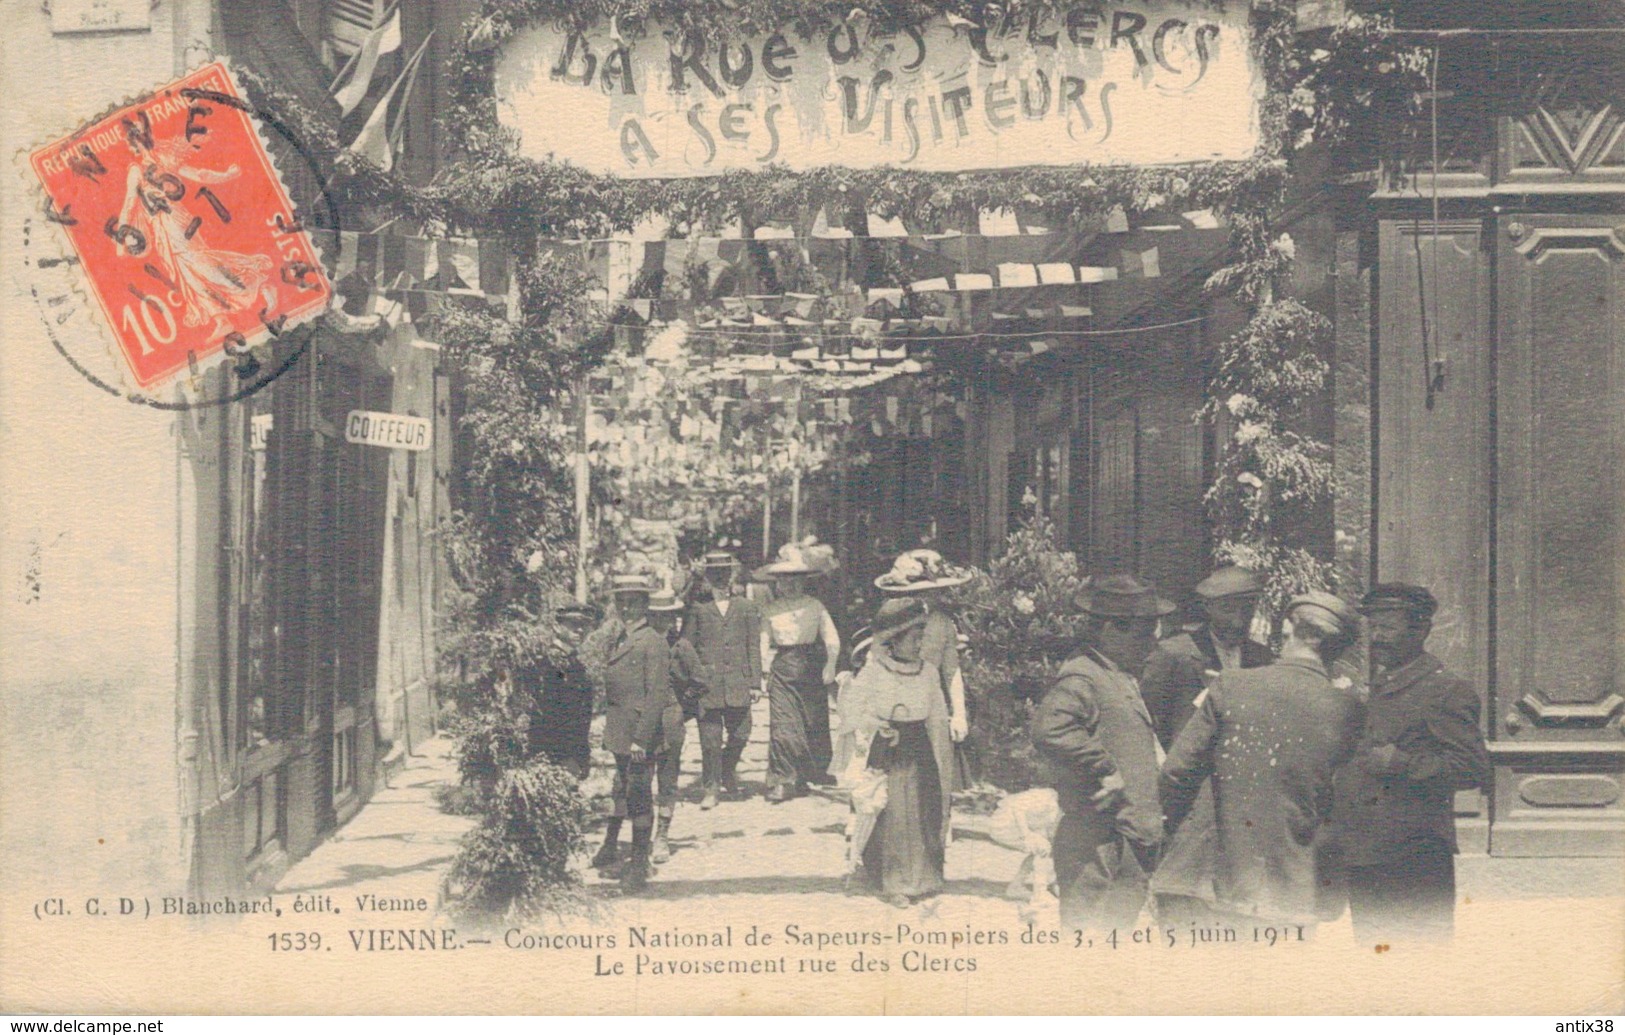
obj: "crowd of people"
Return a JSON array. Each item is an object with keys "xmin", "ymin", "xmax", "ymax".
[{"xmin": 520, "ymin": 543, "xmax": 1491, "ymax": 945}]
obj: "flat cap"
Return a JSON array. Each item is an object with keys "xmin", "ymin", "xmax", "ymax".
[
  {"xmin": 1286, "ymin": 591, "xmax": 1360, "ymax": 637},
  {"xmin": 1194, "ymin": 565, "xmax": 1263, "ymax": 600},
  {"xmin": 1359, "ymin": 583, "xmax": 1439, "ymax": 620}
]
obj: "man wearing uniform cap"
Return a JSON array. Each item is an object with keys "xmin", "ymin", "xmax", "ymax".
[
  {"xmin": 682, "ymin": 551, "xmax": 763, "ymax": 810},
  {"xmin": 1031, "ymin": 574, "xmax": 1172, "ymax": 931},
  {"xmin": 1161, "ymin": 591, "xmax": 1365, "ymax": 928},
  {"xmin": 1142, "ymin": 565, "xmax": 1275, "ymax": 751},
  {"xmin": 525, "ymin": 602, "xmax": 605, "ymax": 780},
  {"xmin": 1336, "ymin": 583, "xmax": 1490, "ymax": 943}
]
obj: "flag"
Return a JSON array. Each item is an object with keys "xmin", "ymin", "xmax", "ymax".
[
  {"xmin": 331, "ymin": 5, "xmax": 403, "ymax": 116},
  {"xmin": 867, "ymin": 211, "xmax": 909, "ymax": 238},
  {"xmin": 347, "ymin": 30, "xmax": 433, "ymax": 172}
]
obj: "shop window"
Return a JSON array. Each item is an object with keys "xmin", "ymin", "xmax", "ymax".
[
  {"xmin": 332, "ymin": 726, "xmax": 357, "ymax": 799},
  {"xmin": 238, "ymin": 404, "xmax": 277, "ymax": 753},
  {"xmin": 1033, "ymin": 435, "xmax": 1068, "ymax": 531}
]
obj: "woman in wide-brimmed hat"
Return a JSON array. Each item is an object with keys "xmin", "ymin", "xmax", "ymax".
[
  {"xmin": 754, "ymin": 539, "xmax": 841, "ymax": 802},
  {"xmin": 833, "ymin": 598, "xmax": 955, "ymax": 907},
  {"xmin": 872, "ymin": 550, "xmax": 975, "ymax": 787}
]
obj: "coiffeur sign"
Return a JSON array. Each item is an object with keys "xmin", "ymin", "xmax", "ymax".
[{"xmin": 495, "ymin": 3, "xmax": 1260, "ymax": 178}]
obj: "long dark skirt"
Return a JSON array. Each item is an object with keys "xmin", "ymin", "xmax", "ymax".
[
  {"xmin": 862, "ymin": 721, "xmax": 945, "ymax": 899},
  {"xmin": 767, "ymin": 643, "xmax": 832, "ymax": 790}
]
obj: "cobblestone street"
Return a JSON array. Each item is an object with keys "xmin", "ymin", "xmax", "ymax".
[{"xmin": 274, "ymin": 696, "xmax": 1625, "ymax": 978}]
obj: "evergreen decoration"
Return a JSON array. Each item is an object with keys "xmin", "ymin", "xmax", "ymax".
[
  {"xmin": 443, "ymin": 755, "xmax": 596, "ymax": 921},
  {"xmin": 945, "ymin": 498, "xmax": 1092, "ymax": 792}
]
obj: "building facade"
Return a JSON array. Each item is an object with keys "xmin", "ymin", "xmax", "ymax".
[
  {"xmin": 0, "ymin": 0, "xmax": 463, "ymax": 900},
  {"xmin": 931, "ymin": 1, "xmax": 1625, "ymax": 857}
]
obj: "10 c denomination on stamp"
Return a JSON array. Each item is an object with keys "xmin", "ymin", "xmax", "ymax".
[{"xmin": 28, "ymin": 62, "xmax": 332, "ymax": 390}]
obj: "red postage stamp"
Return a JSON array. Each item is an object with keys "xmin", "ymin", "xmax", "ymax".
[{"xmin": 29, "ymin": 62, "xmax": 332, "ymax": 390}]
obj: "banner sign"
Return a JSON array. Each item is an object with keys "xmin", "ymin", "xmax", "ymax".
[{"xmin": 494, "ymin": 3, "xmax": 1260, "ymax": 178}]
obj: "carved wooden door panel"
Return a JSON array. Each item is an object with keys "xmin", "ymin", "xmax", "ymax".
[{"xmin": 1493, "ymin": 214, "xmax": 1625, "ymax": 855}]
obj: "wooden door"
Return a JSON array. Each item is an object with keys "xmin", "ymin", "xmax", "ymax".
[
  {"xmin": 1493, "ymin": 214, "xmax": 1625, "ymax": 855},
  {"xmin": 1078, "ymin": 333, "xmax": 1211, "ymax": 604}
]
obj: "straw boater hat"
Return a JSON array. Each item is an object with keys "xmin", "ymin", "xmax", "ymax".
[
  {"xmin": 702, "ymin": 550, "xmax": 738, "ymax": 571},
  {"xmin": 751, "ymin": 538, "xmax": 839, "ymax": 581},
  {"xmin": 609, "ymin": 573, "xmax": 658, "ymax": 596},
  {"xmin": 1193, "ymin": 565, "xmax": 1263, "ymax": 600},
  {"xmin": 555, "ymin": 601, "xmax": 604, "ymax": 625},
  {"xmin": 647, "ymin": 590, "xmax": 684, "ymax": 612},
  {"xmin": 874, "ymin": 549, "xmax": 974, "ymax": 594},
  {"xmin": 1076, "ymin": 573, "xmax": 1177, "ymax": 618}
]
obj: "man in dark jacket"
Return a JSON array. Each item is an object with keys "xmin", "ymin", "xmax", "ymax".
[
  {"xmin": 648, "ymin": 590, "xmax": 709, "ymax": 865},
  {"xmin": 1161, "ymin": 592, "xmax": 1366, "ymax": 927},
  {"xmin": 525, "ymin": 602, "xmax": 604, "ymax": 780},
  {"xmin": 683, "ymin": 551, "xmax": 763, "ymax": 809},
  {"xmin": 1337, "ymin": 584, "xmax": 1491, "ymax": 943},
  {"xmin": 1031, "ymin": 574, "xmax": 1172, "ymax": 932},
  {"xmin": 591, "ymin": 574, "xmax": 673, "ymax": 892}
]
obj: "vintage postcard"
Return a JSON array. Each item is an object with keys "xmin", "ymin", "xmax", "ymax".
[{"xmin": 2, "ymin": 0, "xmax": 1622, "ymax": 1016}]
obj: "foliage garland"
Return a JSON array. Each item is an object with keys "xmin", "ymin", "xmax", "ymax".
[{"xmin": 235, "ymin": 0, "xmax": 1431, "ymax": 645}]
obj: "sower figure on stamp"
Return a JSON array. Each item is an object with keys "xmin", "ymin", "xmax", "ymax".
[
  {"xmin": 1031, "ymin": 575, "xmax": 1170, "ymax": 932},
  {"xmin": 683, "ymin": 551, "xmax": 762, "ymax": 809},
  {"xmin": 1160, "ymin": 592, "xmax": 1365, "ymax": 932},
  {"xmin": 525, "ymin": 602, "xmax": 605, "ymax": 781},
  {"xmin": 590, "ymin": 573, "xmax": 674, "ymax": 892},
  {"xmin": 1335, "ymin": 584, "xmax": 1491, "ymax": 944},
  {"xmin": 647, "ymin": 589, "xmax": 708, "ymax": 864},
  {"xmin": 1143, "ymin": 565, "xmax": 1275, "ymax": 926}
]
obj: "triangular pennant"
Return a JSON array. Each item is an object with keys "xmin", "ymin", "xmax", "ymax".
[
  {"xmin": 811, "ymin": 206, "xmax": 853, "ymax": 239},
  {"xmin": 867, "ymin": 211, "xmax": 909, "ymax": 238},
  {"xmin": 978, "ymin": 208, "xmax": 1022, "ymax": 236}
]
